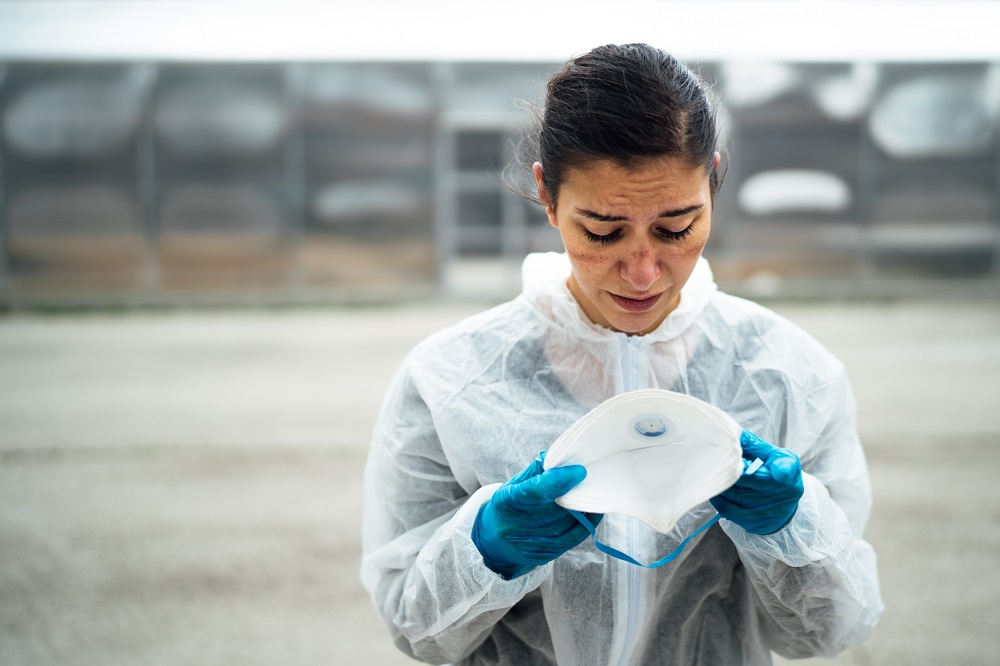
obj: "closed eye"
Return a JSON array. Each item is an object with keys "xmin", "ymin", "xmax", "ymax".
[
  {"xmin": 582, "ymin": 221, "xmax": 697, "ymax": 245},
  {"xmin": 656, "ymin": 224, "xmax": 695, "ymax": 241},
  {"xmin": 582, "ymin": 228, "xmax": 623, "ymax": 245}
]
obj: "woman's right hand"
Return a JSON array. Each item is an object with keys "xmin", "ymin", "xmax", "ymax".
[{"xmin": 471, "ymin": 452, "xmax": 600, "ymax": 580}]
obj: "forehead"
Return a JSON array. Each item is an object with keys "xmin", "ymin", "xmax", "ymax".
[{"xmin": 560, "ymin": 156, "xmax": 709, "ymax": 209}]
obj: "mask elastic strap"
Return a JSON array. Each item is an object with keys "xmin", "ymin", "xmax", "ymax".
[
  {"xmin": 568, "ymin": 509, "xmax": 720, "ymax": 568},
  {"xmin": 568, "ymin": 457, "xmax": 766, "ymax": 568}
]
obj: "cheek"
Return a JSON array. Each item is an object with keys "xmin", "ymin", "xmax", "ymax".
[
  {"xmin": 566, "ymin": 245, "xmax": 603, "ymax": 264},
  {"xmin": 675, "ymin": 238, "xmax": 708, "ymax": 261},
  {"xmin": 558, "ymin": 227, "xmax": 608, "ymax": 266},
  {"xmin": 663, "ymin": 243, "xmax": 707, "ymax": 281},
  {"xmin": 669, "ymin": 225, "xmax": 711, "ymax": 263},
  {"xmin": 564, "ymin": 243, "xmax": 615, "ymax": 277}
]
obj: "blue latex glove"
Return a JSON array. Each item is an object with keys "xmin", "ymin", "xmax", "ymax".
[
  {"xmin": 710, "ymin": 430, "xmax": 804, "ymax": 535},
  {"xmin": 472, "ymin": 452, "xmax": 602, "ymax": 580}
]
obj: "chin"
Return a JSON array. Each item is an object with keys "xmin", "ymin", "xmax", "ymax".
[{"xmin": 610, "ymin": 312, "xmax": 663, "ymax": 335}]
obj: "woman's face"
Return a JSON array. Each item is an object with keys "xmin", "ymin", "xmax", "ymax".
[{"xmin": 535, "ymin": 154, "xmax": 718, "ymax": 335}]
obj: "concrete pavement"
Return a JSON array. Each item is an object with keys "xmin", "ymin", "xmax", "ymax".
[{"xmin": 1, "ymin": 301, "xmax": 998, "ymax": 665}]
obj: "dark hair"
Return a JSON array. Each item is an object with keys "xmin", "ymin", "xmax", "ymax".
[{"xmin": 508, "ymin": 43, "xmax": 724, "ymax": 209}]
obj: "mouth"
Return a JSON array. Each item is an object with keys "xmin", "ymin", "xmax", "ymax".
[{"xmin": 609, "ymin": 291, "xmax": 663, "ymax": 313}]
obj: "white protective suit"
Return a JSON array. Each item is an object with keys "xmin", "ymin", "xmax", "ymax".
[{"xmin": 361, "ymin": 252, "xmax": 883, "ymax": 666}]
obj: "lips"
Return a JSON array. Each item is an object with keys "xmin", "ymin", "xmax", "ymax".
[{"xmin": 610, "ymin": 292, "xmax": 663, "ymax": 312}]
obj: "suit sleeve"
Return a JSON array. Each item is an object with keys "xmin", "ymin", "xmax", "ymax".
[
  {"xmin": 720, "ymin": 366, "xmax": 885, "ymax": 659},
  {"xmin": 360, "ymin": 363, "xmax": 549, "ymax": 664}
]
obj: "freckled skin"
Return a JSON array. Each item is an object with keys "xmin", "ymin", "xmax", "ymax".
[{"xmin": 533, "ymin": 155, "xmax": 718, "ymax": 335}]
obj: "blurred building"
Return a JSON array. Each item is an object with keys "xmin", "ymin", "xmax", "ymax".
[{"xmin": 0, "ymin": 3, "xmax": 998, "ymax": 306}]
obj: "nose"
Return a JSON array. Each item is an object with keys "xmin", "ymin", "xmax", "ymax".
[{"xmin": 619, "ymin": 242, "xmax": 660, "ymax": 292}]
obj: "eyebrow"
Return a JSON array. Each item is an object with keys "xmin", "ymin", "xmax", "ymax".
[{"xmin": 575, "ymin": 205, "xmax": 704, "ymax": 222}]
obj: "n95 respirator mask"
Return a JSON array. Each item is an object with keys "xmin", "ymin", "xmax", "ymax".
[{"xmin": 543, "ymin": 389, "xmax": 759, "ymax": 568}]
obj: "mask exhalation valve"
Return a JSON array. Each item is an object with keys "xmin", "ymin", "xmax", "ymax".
[{"xmin": 633, "ymin": 415, "xmax": 669, "ymax": 438}]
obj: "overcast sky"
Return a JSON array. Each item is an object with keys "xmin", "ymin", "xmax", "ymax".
[{"xmin": 0, "ymin": 1, "xmax": 998, "ymax": 62}]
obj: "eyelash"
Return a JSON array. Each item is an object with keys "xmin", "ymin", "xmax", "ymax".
[
  {"xmin": 582, "ymin": 228, "xmax": 622, "ymax": 245},
  {"xmin": 582, "ymin": 224, "xmax": 694, "ymax": 245}
]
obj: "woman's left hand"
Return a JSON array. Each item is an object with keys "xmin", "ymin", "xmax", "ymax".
[{"xmin": 710, "ymin": 430, "xmax": 804, "ymax": 535}]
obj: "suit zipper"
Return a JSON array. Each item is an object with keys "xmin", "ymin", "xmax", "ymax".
[{"xmin": 615, "ymin": 334, "xmax": 642, "ymax": 666}]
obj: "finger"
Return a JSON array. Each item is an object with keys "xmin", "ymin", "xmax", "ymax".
[
  {"xmin": 767, "ymin": 453, "xmax": 802, "ymax": 486},
  {"xmin": 507, "ymin": 455, "xmax": 546, "ymax": 485},
  {"xmin": 739, "ymin": 429, "xmax": 776, "ymax": 460},
  {"xmin": 736, "ymin": 451, "xmax": 801, "ymax": 489},
  {"xmin": 518, "ymin": 465, "xmax": 587, "ymax": 502},
  {"xmin": 719, "ymin": 485, "xmax": 799, "ymax": 509},
  {"xmin": 720, "ymin": 480, "xmax": 803, "ymax": 511},
  {"xmin": 710, "ymin": 494, "xmax": 748, "ymax": 514},
  {"xmin": 503, "ymin": 517, "xmax": 585, "ymax": 542},
  {"xmin": 725, "ymin": 473, "xmax": 801, "ymax": 499},
  {"xmin": 728, "ymin": 464, "xmax": 779, "ymax": 491},
  {"xmin": 711, "ymin": 482, "xmax": 799, "ymax": 515}
]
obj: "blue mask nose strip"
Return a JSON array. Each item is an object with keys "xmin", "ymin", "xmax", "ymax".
[{"xmin": 569, "ymin": 457, "xmax": 764, "ymax": 568}]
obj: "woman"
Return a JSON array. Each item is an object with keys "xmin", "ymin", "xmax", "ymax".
[{"xmin": 361, "ymin": 43, "xmax": 883, "ymax": 665}]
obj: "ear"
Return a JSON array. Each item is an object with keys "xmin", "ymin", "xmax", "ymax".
[
  {"xmin": 713, "ymin": 152, "xmax": 721, "ymax": 171},
  {"xmin": 532, "ymin": 162, "xmax": 558, "ymax": 228}
]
